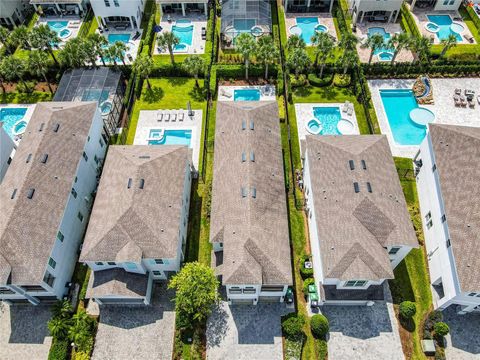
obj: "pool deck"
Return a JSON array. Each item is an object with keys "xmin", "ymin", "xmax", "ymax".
[
  {"xmin": 410, "ymin": 9, "xmax": 476, "ymax": 45},
  {"xmin": 295, "ymin": 103, "xmax": 360, "ymax": 152},
  {"xmin": 36, "ymin": 16, "xmax": 82, "ymax": 47},
  {"xmin": 369, "ymin": 78, "xmax": 480, "ymax": 158},
  {"xmin": 154, "ymin": 14, "xmax": 207, "ymax": 55},
  {"xmin": 0, "ymin": 104, "xmax": 36, "ymax": 145},
  {"xmin": 133, "ymin": 109, "xmax": 203, "ymax": 169},
  {"xmin": 355, "ymin": 23, "xmax": 414, "ymax": 63},
  {"xmin": 285, "ymin": 13, "xmax": 338, "ymax": 44},
  {"xmin": 217, "ymin": 85, "xmax": 276, "ymax": 102},
  {"xmin": 96, "ymin": 29, "xmax": 143, "ymax": 66}
]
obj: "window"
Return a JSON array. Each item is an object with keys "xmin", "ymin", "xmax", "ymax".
[
  {"xmin": 344, "ymin": 280, "xmax": 367, "ymax": 287},
  {"xmin": 139, "ymin": 179, "xmax": 145, "ymax": 189},
  {"xmin": 152, "ymin": 270, "xmax": 162, "ymax": 276},
  {"xmin": 250, "ymin": 120, "xmax": 254, "ymax": 130},
  {"xmin": 127, "ymin": 178, "xmax": 132, "ymax": 189},
  {"xmin": 87, "ymin": 136, "xmax": 90, "ymax": 142},
  {"xmin": 94, "ymin": 155, "xmax": 99, "ymax": 165},
  {"xmin": 71, "ymin": 188, "xmax": 77, "ymax": 198},
  {"xmin": 41, "ymin": 154, "xmax": 48, "ymax": 164},
  {"xmin": 426, "ymin": 219, "xmax": 433, "ymax": 229},
  {"xmin": 229, "ymin": 287, "xmax": 242, "ymax": 294},
  {"xmin": 243, "ymin": 287, "xmax": 256, "ymax": 294},
  {"xmin": 154, "ymin": 259, "xmax": 164, "ymax": 264},
  {"xmin": 77, "ymin": 211, "xmax": 84, "ymax": 222},
  {"xmin": 241, "ymin": 187, "xmax": 247, "ymax": 198},
  {"xmin": 353, "ymin": 182, "xmax": 360, "ymax": 193},
  {"xmin": 11, "ymin": 189, "xmax": 17, "ymax": 199},
  {"xmin": 432, "ymin": 163, "xmax": 436, "ymax": 172},
  {"xmin": 74, "ymin": 176, "xmax": 78, "ymax": 183},
  {"xmin": 107, "ymin": 262, "xmax": 116, "ymax": 266},
  {"xmin": 99, "ymin": 138, "xmax": 104, "ymax": 147},
  {"xmin": 468, "ymin": 293, "xmax": 477, "ymax": 297},
  {"xmin": 48, "ymin": 257, "xmax": 56, "ymax": 269},
  {"xmin": 251, "ymin": 187, "xmax": 257, "ymax": 198},
  {"xmin": 261, "ymin": 285, "xmax": 284, "ymax": 292},
  {"xmin": 446, "ymin": 239, "xmax": 451, "ymax": 248},
  {"xmin": 425, "ymin": 212, "xmax": 431, "ymax": 221},
  {"xmin": 82, "ymin": 152, "xmax": 88, "ymax": 161},
  {"xmin": 38, "ymin": 123, "xmax": 45, "ymax": 132},
  {"xmin": 104, "ymin": 0, "xmax": 110, "ymax": 7},
  {"xmin": 125, "ymin": 262, "xmax": 137, "ymax": 270},
  {"xmin": 43, "ymin": 272, "xmax": 55, "ymax": 287},
  {"xmin": 242, "ymin": 120, "xmax": 246, "ymax": 130},
  {"xmin": 95, "ymin": 262, "xmax": 103, "ymax": 266},
  {"xmin": 57, "ymin": 231, "xmax": 64, "ymax": 242},
  {"xmin": 443, "ymin": 0, "xmax": 449, "ymax": 4},
  {"xmin": 388, "ymin": 247, "xmax": 401, "ymax": 255},
  {"xmin": 441, "ymin": 214, "xmax": 446, "ymax": 223},
  {"xmin": 349, "ymin": 160, "xmax": 355, "ymax": 170},
  {"xmin": 27, "ymin": 188, "xmax": 35, "ymax": 199},
  {"xmin": 250, "ymin": 151, "xmax": 255, "ymax": 162},
  {"xmin": 113, "ymin": 0, "xmax": 120, "ymax": 6},
  {"xmin": 26, "ymin": 153, "xmax": 32, "ymax": 163}
]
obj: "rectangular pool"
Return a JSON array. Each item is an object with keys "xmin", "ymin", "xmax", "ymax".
[
  {"xmin": 380, "ymin": 89, "xmax": 426, "ymax": 145},
  {"xmin": 148, "ymin": 129, "xmax": 192, "ymax": 146},
  {"xmin": 172, "ymin": 22, "xmax": 193, "ymax": 52},
  {"xmin": 0, "ymin": 107, "xmax": 28, "ymax": 139},
  {"xmin": 107, "ymin": 33, "xmax": 131, "ymax": 44},
  {"xmin": 313, "ymin": 106, "xmax": 341, "ymax": 135},
  {"xmin": 234, "ymin": 89, "xmax": 261, "ymax": 101}
]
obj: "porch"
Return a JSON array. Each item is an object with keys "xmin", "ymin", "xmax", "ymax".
[
  {"xmin": 284, "ymin": 0, "xmax": 334, "ymax": 13},
  {"xmin": 30, "ymin": 0, "xmax": 88, "ymax": 17},
  {"xmin": 159, "ymin": 1, "xmax": 207, "ymax": 16}
]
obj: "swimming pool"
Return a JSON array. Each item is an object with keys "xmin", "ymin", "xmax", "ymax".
[
  {"xmin": 148, "ymin": 129, "xmax": 192, "ymax": 146},
  {"xmin": 367, "ymin": 27, "xmax": 394, "ymax": 61},
  {"xmin": 312, "ymin": 107, "xmax": 342, "ymax": 135},
  {"xmin": 46, "ymin": 21, "xmax": 71, "ymax": 40},
  {"xmin": 234, "ymin": 89, "xmax": 261, "ymax": 101},
  {"xmin": 0, "ymin": 107, "xmax": 28, "ymax": 140},
  {"xmin": 172, "ymin": 22, "xmax": 193, "ymax": 52},
  {"xmin": 380, "ymin": 89, "xmax": 432, "ymax": 145},
  {"xmin": 426, "ymin": 15, "xmax": 463, "ymax": 42},
  {"xmin": 291, "ymin": 17, "xmax": 327, "ymax": 45},
  {"xmin": 108, "ymin": 33, "xmax": 131, "ymax": 44}
]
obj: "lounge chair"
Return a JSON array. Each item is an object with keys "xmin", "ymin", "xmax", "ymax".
[
  {"xmin": 347, "ymin": 106, "xmax": 354, "ymax": 116},
  {"xmin": 171, "ymin": 113, "xmax": 177, "ymax": 122},
  {"xmin": 156, "ymin": 112, "xmax": 163, "ymax": 122},
  {"xmin": 454, "ymin": 88, "xmax": 461, "ymax": 95},
  {"xmin": 221, "ymin": 89, "xmax": 232, "ymax": 98},
  {"xmin": 164, "ymin": 112, "xmax": 170, "ymax": 121},
  {"xmin": 178, "ymin": 112, "xmax": 185, "ymax": 121},
  {"xmin": 453, "ymin": 95, "xmax": 461, "ymax": 107},
  {"xmin": 464, "ymin": 34, "xmax": 474, "ymax": 43},
  {"xmin": 468, "ymin": 99, "xmax": 475, "ymax": 108}
]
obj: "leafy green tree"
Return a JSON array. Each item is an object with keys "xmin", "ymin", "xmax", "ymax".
[
  {"xmin": 440, "ymin": 34, "xmax": 457, "ymax": 58},
  {"xmin": 411, "ymin": 36, "xmax": 431, "ymax": 64},
  {"xmin": 30, "ymin": 24, "xmax": 60, "ymax": 65},
  {"xmin": 11, "ymin": 25, "xmax": 30, "ymax": 50},
  {"xmin": 0, "ymin": 62, "xmax": 7, "ymax": 93},
  {"xmin": 28, "ymin": 50, "xmax": 54, "ymax": 93},
  {"xmin": 235, "ymin": 33, "xmax": 257, "ymax": 80},
  {"xmin": 168, "ymin": 262, "xmax": 219, "ymax": 327},
  {"xmin": 339, "ymin": 49, "xmax": 357, "ymax": 74},
  {"xmin": 0, "ymin": 26, "xmax": 12, "ymax": 53},
  {"xmin": 286, "ymin": 47, "xmax": 311, "ymax": 79},
  {"xmin": 52, "ymin": 299, "xmax": 73, "ymax": 319},
  {"xmin": 87, "ymin": 33, "xmax": 108, "ymax": 66},
  {"xmin": 59, "ymin": 37, "xmax": 87, "ymax": 68},
  {"xmin": 48, "ymin": 317, "xmax": 71, "ymax": 339},
  {"xmin": 183, "ymin": 55, "xmax": 206, "ymax": 87},
  {"xmin": 1, "ymin": 56, "xmax": 28, "ymax": 89},
  {"xmin": 133, "ymin": 54, "xmax": 154, "ymax": 90},
  {"xmin": 361, "ymin": 33, "xmax": 385, "ymax": 64},
  {"xmin": 311, "ymin": 32, "xmax": 335, "ymax": 78},
  {"xmin": 68, "ymin": 310, "xmax": 95, "ymax": 353},
  {"xmin": 387, "ymin": 32, "xmax": 411, "ymax": 64},
  {"xmin": 256, "ymin": 36, "xmax": 279, "ymax": 79},
  {"xmin": 157, "ymin": 31, "xmax": 180, "ymax": 65},
  {"xmin": 339, "ymin": 32, "xmax": 358, "ymax": 52},
  {"xmin": 287, "ymin": 34, "xmax": 306, "ymax": 52}
]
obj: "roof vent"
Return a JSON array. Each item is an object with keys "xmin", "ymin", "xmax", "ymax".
[
  {"xmin": 41, "ymin": 154, "xmax": 48, "ymax": 164},
  {"xmin": 241, "ymin": 152, "xmax": 246, "ymax": 162},
  {"xmin": 354, "ymin": 182, "xmax": 360, "ymax": 193},
  {"xmin": 127, "ymin": 178, "xmax": 132, "ymax": 189},
  {"xmin": 26, "ymin": 153, "xmax": 32, "ymax": 163},
  {"xmin": 11, "ymin": 189, "xmax": 17, "ymax": 200},
  {"xmin": 349, "ymin": 160, "xmax": 355, "ymax": 170},
  {"xmin": 53, "ymin": 123, "xmax": 60, "ymax": 132},
  {"xmin": 251, "ymin": 187, "xmax": 257, "ymax": 198},
  {"xmin": 241, "ymin": 187, "xmax": 247, "ymax": 198},
  {"xmin": 250, "ymin": 151, "xmax": 255, "ymax": 162},
  {"xmin": 242, "ymin": 120, "xmax": 246, "ymax": 130},
  {"xmin": 250, "ymin": 120, "xmax": 254, "ymax": 130},
  {"xmin": 139, "ymin": 179, "xmax": 145, "ymax": 189},
  {"xmin": 38, "ymin": 123, "xmax": 45, "ymax": 132},
  {"xmin": 361, "ymin": 160, "xmax": 367, "ymax": 170},
  {"xmin": 27, "ymin": 188, "xmax": 35, "ymax": 199},
  {"xmin": 139, "ymin": 155, "xmax": 150, "ymax": 159},
  {"xmin": 367, "ymin": 182, "xmax": 372, "ymax": 193}
]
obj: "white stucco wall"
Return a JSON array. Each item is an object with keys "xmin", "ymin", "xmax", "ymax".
[
  {"xmin": 226, "ymin": 284, "xmax": 288, "ymax": 304},
  {"xmin": 90, "ymin": 0, "xmax": 146, "ymax": 29},
  {"xmin": 433, "ymin": 0, "xmax": 462, "ymax": 11},
  {"xmin": 0, "ymin": 126, "xmax": 15, "ymax": 183}
]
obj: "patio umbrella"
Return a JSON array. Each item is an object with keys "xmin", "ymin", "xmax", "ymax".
[{"xmin": 153, "ymin": 25, "xmax": 163, "ymax": 33}]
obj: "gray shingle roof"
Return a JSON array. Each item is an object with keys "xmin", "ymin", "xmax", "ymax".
[
  {"xmin": 305, "ymin": 135, "xmax": 418, "ymax": 282},
  {"xmin": 210, "ymin": 101, "xmax": 293, "ymax": 286},
  {"xmin": 86, "ymin": 268, "xmax": 148, "ymax": 299},
  {"xmin": 0, "ymin": 102, "xmax": 98, "ymax": 285},
  {"xmin": 429, "ymin": 124, "xmax": 480, "ymax": 293},
  {"xmin": 80, "ymin": 145, "xmax": 191, "ymax": 263}
]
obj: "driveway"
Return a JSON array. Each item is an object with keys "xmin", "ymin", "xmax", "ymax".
[
  {"xmin": 443, "ymin": 306, "xmax": 480, "ymax": 360},
  {"xmin": 92, "ymin": 283, "xmax": 175, "ymax": 360},
  {"xmin": 322, "ymin": 301, "xmax": 404, "ymax": 360},
  {"xmin": 0, "ymin": 303, "xmax": 52, "ymax": 360},
  {"xmin": 206, "ymin": 301, "xmax": 290, "ymax": 360}
]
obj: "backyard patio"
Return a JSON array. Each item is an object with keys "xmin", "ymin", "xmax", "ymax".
[{"xmin": 285, "ymin": 12, "xmax": 338, "ymax": 45}]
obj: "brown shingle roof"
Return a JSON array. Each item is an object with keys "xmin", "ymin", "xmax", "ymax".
[
  {"xmin": 86, "ymin": 268, "xmax": 148, "ymax": 299},
  {"xmin": 305, "ymin": 135, "xmax": 418, "ymax": 282},
  {"xmin": 210, "ymin": 101, "xmax": 293, "ymax": 286},
  {"xmin": 429, "ymin": 124, "xmax": 480, "ymax": 293},
  {"xmin": 80, "ymin": 145, "xmax": 191, "ymax": 263},
  {"xmin": 0, "ymin": 102, "xmax": 98, "ymax": 285}
]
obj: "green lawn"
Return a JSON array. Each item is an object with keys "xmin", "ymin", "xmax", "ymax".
[
  {"xmin": 389, "ymin": 157, "xmax": 432, "ymax": 360},
  {"xmin": 125, "ymin": 77, "xmax": 207, "ymax": 145},
  {"xmin": 0, "ymin": 91, "xmax": 53, "ymax": 104}
]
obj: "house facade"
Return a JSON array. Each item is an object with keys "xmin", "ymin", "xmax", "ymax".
[
  {"xmin": 303, "ymin": 135, "xmax": 418, "ymax": 305},
  {"xmin": 283, "ymin": 0, "xmax": 334, "ymax": 13},
  {"xmin": 0, "ymin": 102, "xmax": 106, "ymax": 305},
  {"xmin": 0, "ymin": 125, "xmax": 15, "ymax": 183},
  {"xmin": 157, "ymin": 0, "xmax": 208, "ymax": 16},
  {"xmin": 80, "ymin": 145, "xmax": 192, "ymax": 305},
  {"xmin": 0, "ymin": 0, "xmax": 30, "ymax": 27},
  {"xmin": 30, "ymin": 0, "xmax": 89, "ymax": 16},
  {"xmin": 210, "ymin": 101, "xmax": 293, "ymax": 305},
  {"xmin": 90, "ymin": 0, "xmax": 146, "ymax": 29},
  {"xmin": 415, "ymin": 124, "xmax": 480, "ymax": 314},
  {"xmin": 408, "ymin": 0, "xmax": 463, "ymax": 11},
  {"xmin": 348, "ymin": 0, "xmax": 402, "ymax": 24}
]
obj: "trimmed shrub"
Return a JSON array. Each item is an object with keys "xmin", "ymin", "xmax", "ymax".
[
  {"xmin": 434, "ymin": 322, "xmax": 450, "ymax": 337},
  {"xmin": 399, "ymin": 301, "xmax": 417, "ymax": 319},
  {"xmin": 289, "ymin": 74, "xmax": 308, "ymax": 88},
  {"xmin": 300, "ymin": 254, "xmax": 314, "ymax": 279},
  {"xmin": 308, "ymin": 73, "xmax": 333, "ymax": 87},
  {"xmin": 48, "ymin": 338, "xmax": 69, "ymax": 360},
  {"xmin": 303, "ymin": 278, "xmax": 315, "ymax": 297},
  {"xmin": 281, "ymin": 313, "xmax": 305, "ymax": 339},
  {"xmin": 278, "ymin": 95, "xmax": 286, "ymax": 121},
  {"xmin": 333, "ymin": 73, "xmax": 351, "ymax": 87},
  {"xmin": 310, "ymin": 314, "xmax": 329, "ymax": 338}
]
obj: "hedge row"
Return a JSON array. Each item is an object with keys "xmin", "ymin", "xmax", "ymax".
[
  {"xmin": 465, "ymin": 4, "xmax": 480, "ymax": 31},
  {"xmin": 48, "ymin": 338, "xmax": 69, "ymax": 360},
  {"xmin": 362, "ymin": 62, "xmax": 480, "ymax": 77}
]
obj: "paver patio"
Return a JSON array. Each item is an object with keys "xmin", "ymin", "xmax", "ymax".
[
  {"xmin": 206, "ymin": 301, "xmax": 290, "ymax": 360},
  {"xmin": 92, "ymin": 283, "xmax": 175, "ymax": 360},
  {"xmin": 0, "ymin": 303, "xmax": 52, "ymax": 360},
  {"xmin": 444, "ymin": 306, "xmax": 480, "ymax": 360}
]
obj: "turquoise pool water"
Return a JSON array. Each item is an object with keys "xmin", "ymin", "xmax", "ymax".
[
  {"xmin": 380, "ymin": 89, "xmax": 427, "ymax": 145},
  {"xmin": 426, "ymin": 15, "xmax": 462, "ymax": 42},
  {"xmin": 233, "ymin": 18, "xmax": 256, "ymax": 32},
  {"xmin": 367, "ymin": 27, "xmax": 394, "ymax": 60},
  {"xmin": 148, "ymin": 129, "xmax": 192, "ymax": 146},
  {"xmin": 234, "ymin": 89, "xmax": 261, "ymax": 101},
  {"xmin": 47, "ymin": 21, "xmax": 68, "ymax": 32},
  {"xmin": 81, "ymin": 89, "xmax": 110, "ymax": 103},
  {"xmin": 172, "ymin": 23, "xmax": 193, "ymax": 51},
  {"xmin": 0, "ymin": 107, "xmax": 28, "ymax": 140},
  {"xmin": 295, "ymin": 17, "xmax": 319, "ymax": 45},
  {"xmin": 313, "ymin": 107, "xmax": 342, "ymax": 135},
  {"xmin": 108, "ymin": 33, "xmax": 131, "ymax": 44}
]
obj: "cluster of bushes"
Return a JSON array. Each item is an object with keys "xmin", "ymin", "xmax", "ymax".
[
  {"xmin": 422, "ymin": 310, "xmax": 450, "ymax": 360},
  {"xmin": 362, "ymin": 62, "xmax": 480, "ymax": 78},
  {"xmin": 464, "ymin": 4, "xmax": 480, "ymax": 31},
  {"xmin": 308, "ymin": 73, "xmax": 334, "ymax": 87},
  {"xmin": 299, "ymin": 254, "xmax": 314, "ymax": 279},
  {"xmin": 48, "ymin": 338, "xmax": 69, "ymax": 360},
  {"xmin": 142, "ymin": 1, "xmax": 157, "ymax": 52},
  {"xmin": 303, "ymin": 277, "xmax": 315, "ymax": 297},
  {"xmin": 281, "ymin": 313, "xmax": 306, "ymax": 339},
  {"xmin": 400, "ymin": 3, "xmax": 421, "ymax": 38},
  {"xmin": 310, "ymin": 314, "xmax": 329, "ymax": 339}
]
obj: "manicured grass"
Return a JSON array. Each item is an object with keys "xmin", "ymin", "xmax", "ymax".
[
  {"xmin": 0, "ymin": 91, "xmax": 53, "ymax": 104},
  {"xmin": 389, "ymin": 157, "xmax": 432, "ymax": 360},
  {"xmin": 125, "ymin": 77, "xmax": 207, "ymax": 144}
]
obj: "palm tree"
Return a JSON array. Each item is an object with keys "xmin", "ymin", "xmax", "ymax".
[
  {"xmin": 361, "ymin": 33, "xmax": 385, "ymax": 64},
  {"xmin": 287, "ymin": 34, "xmax": 306, "ymax": 52},
  {"xmin": 157, "ymin": 31, "xmax": 180, "ymax": 65},
  {"xmin": 0, "ymin": 26, "xmax": 11, "ymax": 53},
  {"xmin": 51, "ymin": 299, "xmax": 73, "ymax": 319},
  {"xmin": 411, "ymin": 36, "xmax": 431, "ymax": 64},
  {"xmin": 133, "ymin": 54, "xmax": 154, "ymax": 90},
  {"xmin": 286, "ymin": 47, "xmax": 311, "ymax": 79},
  {"xmin": 87, "ymin": 33, "xmax": 109, "ymax": 66},
  {"xmin": 28, "ymin": 51, "xmax": 53, "ymax": 94},
  {"xmin": 387, "ymin": 32, "xmax": 411, "ymax": 64},
  {"xmin": 339, "ymin": 32, "xmax": 358, "ymax": 52},
  {"xmin": 81, "ymin": 38, "xmax": 99, "ymax": 67},
  {"xmin": 59, "ymin": 37, "xmax": 87, "ymax": 68},
  {"xmin": 340, "ymin": 50, "xmax": 357, "ymax": 75},
  {"xmin": 68, "ymin": 311, "xmax": 94, "ymax": 352},
  {"xmin": 30, "ymin": 24, "xmax": 60, "ymax": 65},
  {"xmin": 311, "ymin": 32, "xmax": 335, "ymax": 77},
  {"xmin": 183, "ymin": 55, "xmax": 206, "ymax": 87},
  {"xmin": 440, "ymin": 34, "xmax": 457, "ymax": 58},
  {"xmin": 1, "ymin": 56, "xmax": 28, "ymax": 89},
  {"xmin": 256, "ymin": 36, "xmax": 279, "ymax": 79},
  {"xmin": 107, "ymin": 41, "xmax": 128, "ymax": 66},
  {"xmin": 235, "ymin": 33, "xmax": 257, "ymax": 80},
  {"xmin": 11, "ymin": 25, "xmax": 31, "ymax": 50},
  {"xmin": 0, "ymin": 62, "xmax": 7, "ymax": 93},
  {"xmin": 48, "ymin": 317, "xmax": 70, "ymax": 339}
]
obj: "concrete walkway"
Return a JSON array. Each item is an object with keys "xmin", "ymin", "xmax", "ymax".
[
  {"xmin": 444, "ymin": 307, "xmax": 480, "ymax": 360},
  {"xmin": 0, "ymin": 303, "xmax": 52, "ymax": 360},
  {"xmin": 206, "ymin": 302, "xmax": 290, "ymax": 360},
  {"xmin": 92, "ymin": 283, "xmax": 175, "ymax": 360}
]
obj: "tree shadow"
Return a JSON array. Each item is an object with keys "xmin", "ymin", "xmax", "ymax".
[
  {"xmin": 206, "ymin": 303, "xmax": 229, "ymax": 348},
  {"xmin": 399, "ymin": 316, "xmax": 416, "ymax": 333},
  {"xmin": 185, "ymin": 179, "xmax": 203, "ymax": 263},
  {"xmin": 142, "ymin": 86, "xmax": 165, "ymax": 104},
  {"xmin": 167, "ymin": 77, "xmax": 189, "ymax": 86},
  {"xmin": 389, "ymin": 260, "xmax": 415, "ymax": 305},
  {"xmin": 188, "ymin": 86, "xmax": 207, "ymax": 103}
]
